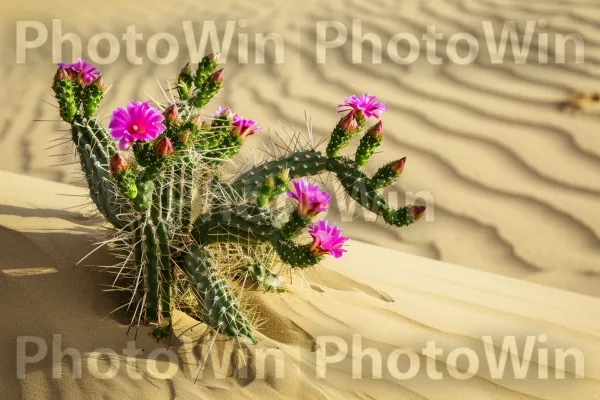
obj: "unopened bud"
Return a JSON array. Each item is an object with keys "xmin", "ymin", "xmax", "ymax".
[
  {"xmin": 154, "ymin": 137, "xmax": 173, "ymax": 157},
  {"xmin": 368, "ymin": 121, "xmax": 383, "ymax": 138},
  {"xmin": 191, "ymin": 114, "xmax": 203, "ymax": 126},
  {"xmin": 210, "ymin": 69, "xmax": 224, "ymax": 84},
  {"xmin": 180, "ymin": 62, "xmax": 192, "ymax": 77},
  {"xmin": 207, "ymin": 53, "xmax": 220, "ymax": 63},
  {"xmin": 409, "ymin": 205, "xmax": 426, "ymax": 221},
  {"xmin": 163, "ymin": 104, "xmax": 178, "ymax": 123},
  {"xmin": 179, "ymin": 130, "xmax": 190, "ymax": 145},
  {"xmin": 391, "ymin": 157, "xmax": 406, "ymax": 173},
  {"xmin": 54, "ymin": 67, "xmax": 70, "ymax": 82},
  {"xmin": 277, "ymin": 168, "xmax": 290, "ymax": 181},
  {"xmin": 110, "ymin": 152, "xmax": 129, "ymax": 173},
  {"xmin": 91, "ymin": 74, "xmax": 103, "ymax": 86},
  {"xmin": 338, "ymin": 114, "xmax": 358, "ymax": 132}
]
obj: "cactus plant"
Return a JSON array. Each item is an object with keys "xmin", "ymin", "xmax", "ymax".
[{"xmin": 51, "ymin": 56, "xmax": 426, "ymax": 345}]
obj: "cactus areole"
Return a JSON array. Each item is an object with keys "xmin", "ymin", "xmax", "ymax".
[{"xmin": 51, "ymin": 55, "xmax": 426, "ymax": 345}]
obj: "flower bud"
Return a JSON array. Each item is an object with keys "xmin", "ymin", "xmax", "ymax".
[
  {"xmin": 277, "ymin": 167, "xmax": 290, "ymax": 182},
  {"xmin": 110, "ymin": 152, "xmax": 129, "ymax": 173},
  {"xmin": 207, "ymin": 52, "xmax": 220, "ymax": 64},
  {"xmin": 409, "ymin": 205, "xmax": 426, "ymax": 221},
  {"xmin": 54, "ymin": 67, "xmax": 71, "ymax": 82},
  {"xmin": 368, "ymin": 121, "xmax": 383, "ymax": 138},
  {"xmin": 337, "ymin": 114, "xmax": 358, "ymax": 132},
  {"xmin": 180, "ymin": 62, "xmax": 193, "ymax": 78},
  {"xmin": 390, "ymin": 157, "xmax": 406, "ymax": 173},
  {"xmin": 154, "ymin": 137, "xmax": 173, "ymax": 157},
  {"xmin": 210, "ymin": 69, "xmax": 224, "ymax": 84},
  {"xmin": 163, "ymin": 104, "xmax": 178, "ymax": 123},
  {"xmin": 179, "ymin": 129, "xmax": 190, "ymax": 145}
]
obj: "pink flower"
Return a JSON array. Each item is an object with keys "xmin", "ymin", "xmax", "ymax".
[
  {"xmin": 57, "ymin": 59, "xmax": 100, "ymax": 84},
  {"xmin": 287, "ymin": 178, "xmax": 331, "ymax": 217},
  {"xmin": 108, "ymin": 101, "xmax": 166, "ymax": 151},
  {"xmin": 214, "ymin": 106, "xmax": 232, "ymax": 118},
  {"xmin": 307, "ymin": 220, "xmax": 348, "ymax": 258},
  {"xmin": 338, "ymin": 94, "xmax": 386, "ymax": 119},
  {"xmin": 231, "ymin": 114, "xmax": 260, "ymax": 139}
]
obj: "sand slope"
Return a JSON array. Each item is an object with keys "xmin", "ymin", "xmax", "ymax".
[
  {"xmin": 2, "ymin": 171, "xmax": 600, "ymax": 399},
  {"xmin": 2, "ymin": 0, "xmax": 600, "ymax": 297}
]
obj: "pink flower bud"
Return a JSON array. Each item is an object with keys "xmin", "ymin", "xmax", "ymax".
[
  {"xmin": 368, "ymin": 121, "xmax": 383, "ymax": 138},
  {"xmin": 163, "ymin": 104, "xmax": 178, "ymax": 123},
  {"xmin": 210, "ymin": 69, "xmax": 224, "ymax": 84},
  {"xmin": 110, "ymin": 153, "xmax": 129, "ymax": 173},
  {"xmin": 409, "ymin": 205, "xmax": 426, "ymax": 221},
  {"xmin": 54, "ymin": 67, "xmax": 71, "ymax": 82},
  {"xmin": 207, "ymin": 53, "xmax": 220, "ymax": 63},
  {"xmin": 390, "ymin": 157, "xmax": 406, "ymax": 173},
  {"xmin": 337, "ymin": 114, "xmax": 358, "ymax": 132},
  {"xmin": 154, "ymin": 137, "xmax": 173, "ymax": 157},
  {"xmin": 179, "ymin": 130, "xmax": 190, "ymax": 145}
]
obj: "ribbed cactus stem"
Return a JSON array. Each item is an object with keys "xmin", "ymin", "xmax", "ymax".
[
  {"xmin": 192, "ymin": 70, "xmax": 222, "ymax": 109},
  {"xmin": 82, "ymin": 77, "xmax": 104, "ymax": 117},
  {"xmin": 157, "ymin": 223, "xmax": 172, "ymax": 323},
  {"xmin": 257, "ymin": 176, "xmax": 275, "ymax": 207},
  {"xmin": 372, "ymin": 157, "xmax": 405, "ymax": 190},
  {"xmin": 355, "ymin": 121, "xmax": 383, "ymax": 166},
  {"xmin": 193, "ymin": 210, "xmax": 275, "ymax": 246},
  {"xmin": 183, "ymin": 246, "xmax": 255, "ymax": 343},
  {"xmin": 232, "ymin": 150, "xmax": 328, "ymax": 196},
  {"xmin": 52, "ymin": 68, "xmax": 78, "ymax": 123},
  {"xmin": 280, "ymin": 210, "xmax": 311, "ymax": 239},
  {"xmin": 194, "ymin": 53, "xmax": 219, "ymax": 88},
  {"xmin": 326, "ymin": 114, "xmax": 362, "ymax": 158},
  {"xmin": 142, "ymin": 215, "xmax": 160, "ymax": 321},
  {"xmin": 177, "ymin": 63, "xmax": 194, "ymax": 100},
  {"xmin": 274, "ymin": 238, "xmax": 322, "ymax": 268},
  {"xmin": 72, "ymin": 117, "xmax": 125, "ymax": 228}
]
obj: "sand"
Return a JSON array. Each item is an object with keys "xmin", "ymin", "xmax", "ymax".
[
  {"xmin": 2, "ymin": 0, "xmax": 600, "ymax": 291},
  {"xmin": 2, "ymin": 171, "xmax": 600, "ymax": 399},
  {"xmin": 1, "ymin": 0, "xmax": 600, "ymax": 398}
]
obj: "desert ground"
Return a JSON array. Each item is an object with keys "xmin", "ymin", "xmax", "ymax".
[{"xmin": 1, "ymin": 0, "xmax": 600, "ymax": 398}]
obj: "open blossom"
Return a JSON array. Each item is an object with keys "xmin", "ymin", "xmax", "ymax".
[
  {"xmin": 108, "ymin": 101, "xmax": 166, "ymax": 151},
  {"xmin": 338, "ymin": 94, "xmax": 386, "ymax": 119},
  {"xmin": 214, "ymin": 106, "xmax": 232, "ymax": 118},
  {"xmin": 287, "ymin": 178, "xmax": 331, "ymax": 217},
  {"xmin": 231, "ymin": 114, "xmax": 260, "ymax": 138},
  {"xmin": 57, "ymin": 59, "xmax": 100, "ymax": 84},
  {"xmin": 307, "ymin": 220, "xmax": 348, "ymax": 258}
]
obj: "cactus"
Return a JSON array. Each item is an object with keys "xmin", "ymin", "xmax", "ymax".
[{"xmin": 51, "ymin": 57, "xmax": 426, "ymax": 345}]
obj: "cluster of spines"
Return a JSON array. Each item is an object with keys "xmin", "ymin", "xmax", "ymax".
[{"xmin": 183, "ymin": 246, "xmax": 255, "ymax": 343}]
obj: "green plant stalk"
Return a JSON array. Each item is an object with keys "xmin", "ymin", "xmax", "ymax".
[
  {"xmin": 72, "ymin": 117, "xmax": 126, "ymax": 229},
  {"xmin": 183, "ymin": 245, "xmax": 255, "ymax": 343}
]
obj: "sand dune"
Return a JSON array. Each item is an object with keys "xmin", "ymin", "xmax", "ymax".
[{"xmin": 2, "ymin": 171, "xmax": 600, "ymax": 399}]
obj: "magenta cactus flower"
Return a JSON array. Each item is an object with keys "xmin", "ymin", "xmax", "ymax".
[
  {"xmin": 57, "ymin": 59, "xmax": 100, "ymax": 84},
  {"xmin": 338, "ymin": 94, "xmax": 386, "ymax": 119},
  {"xmin": 287, "ymin": 178, "xmax": 331, "ymax": 217},
  {"xmin": 108, "ymin": 101, "xmax": 166, "ymax": 151},
  {"xmin": 231, "ymin": 114, "xmax": 260, "ymax": 139},
  {"xmin": 214, "ymin": 106, "xmax": 232, "ymax": 118},
  {"xmin": 307, "ymin": 220, "xmax": 348, "ymax": 258}
]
